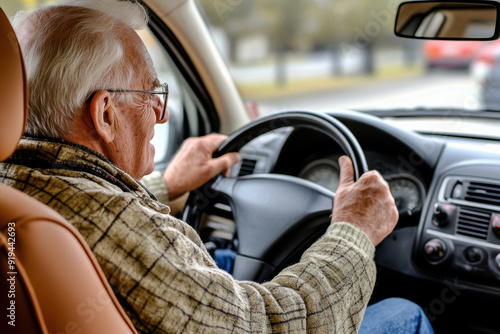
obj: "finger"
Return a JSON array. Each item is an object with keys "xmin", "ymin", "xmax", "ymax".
[
  {"xmin": 209, "ymin": 152, "xmax": 241, "ymax": 177},
  {"xmin": 203, "ymin": 134, "xmax": 229, "ymax": 151},
  {"xmin": 338, "ymin": 155, "xmax": 355, "ymax": 186}
]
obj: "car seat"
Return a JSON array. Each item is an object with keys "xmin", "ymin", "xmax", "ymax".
[{"xmin": 0, "ymin": 8, "xmax": 138, "ymax": 334}]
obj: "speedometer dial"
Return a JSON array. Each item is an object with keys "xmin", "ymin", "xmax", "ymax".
[
  {"xmin": 387, "ymin": 176, "xmax": 423, "ymax": 216},
  {"xmin": 299, "ymin": 159, "xmax": 340, "ymax": 192}
]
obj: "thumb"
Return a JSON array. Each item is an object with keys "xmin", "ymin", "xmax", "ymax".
[{"xmin": 338, "ymin": 155, "xmax": 355, "ymax": 187}]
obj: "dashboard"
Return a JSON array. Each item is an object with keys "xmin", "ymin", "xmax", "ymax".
[
  {"xmin": 228, "ymin": 110, "xmax": 500, "ymax": 294},
  {"xmin": 202, "ymin": 109, "xmax": 500, "ymax": 331}
]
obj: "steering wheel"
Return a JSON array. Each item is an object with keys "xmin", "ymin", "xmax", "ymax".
[{"xmin": 182, "ymin": 110, "xmax": 368, "ymax": 282}]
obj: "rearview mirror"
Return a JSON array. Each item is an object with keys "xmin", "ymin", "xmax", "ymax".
[{"xmin": 395, "ymin": 1, "xmax": 500, "ymax": 40}]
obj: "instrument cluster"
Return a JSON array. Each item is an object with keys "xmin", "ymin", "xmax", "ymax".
[{"xmin": 299, "ymin": 159, "xmax": 425, "ymax": 217}]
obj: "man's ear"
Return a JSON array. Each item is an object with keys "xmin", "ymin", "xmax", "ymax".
[{"xmin": 88, "ymin": 90, "xmax": 117, "ymax": 143}]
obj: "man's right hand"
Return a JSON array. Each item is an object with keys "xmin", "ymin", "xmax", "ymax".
[
  {"xmin": 331, "ymin": 156, "xmax": 399, "ymax": 246},
  {"xmin": 163, "ymin": 134, "xmax": 240, "ymax": 200}
]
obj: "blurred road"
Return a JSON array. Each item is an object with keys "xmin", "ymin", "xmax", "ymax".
[
  {"xmin": 230, "ymin": 49, "xmax": 415, "ymax": 84},
  {"xmin": 254, "ymin": 70, "xmax": 482, "ymax": 115}
]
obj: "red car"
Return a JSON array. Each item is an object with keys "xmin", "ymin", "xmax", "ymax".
[{"xmin": 424, "ymin": 40, "xmax": 484, "ymax": 69}]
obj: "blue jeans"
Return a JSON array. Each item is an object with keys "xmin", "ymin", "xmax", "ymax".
[
  {"xmin": 214, "ymin": 248, "xmax": 236, "ymax": 273},
  {"xmin": 359, "ymin": 297, "xmax": 434, "ymax": 334}
]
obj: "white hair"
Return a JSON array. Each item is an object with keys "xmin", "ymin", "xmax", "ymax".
[{"xmin": 13, "ymin": 0, "xmax": 149, "ymax": 138}]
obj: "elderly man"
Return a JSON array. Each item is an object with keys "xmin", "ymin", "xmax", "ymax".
[{"xmin": 0, "ymin": 0, "xmax": 433, "ymax": 333}]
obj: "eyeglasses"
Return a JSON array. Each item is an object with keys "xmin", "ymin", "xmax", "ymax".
[{"xmin": 85, "ymin": 83, "xmax": 169, "ymax": 121}]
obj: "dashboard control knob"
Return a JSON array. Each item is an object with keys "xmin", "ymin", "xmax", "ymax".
[
  {"xmin": 491, "ymin": 214, "xmax": 500, "ymax": 237},
  {"xmin": 463, "ymin": 246, "xmax": 483, "ymax": 264},
  {"xmin": 424, "ymin": 238, "xmax": 448, "ymax": 263},
  {"xmin": 495, "ymin": 253, "xmax": 500, "ymax": 269},
  {"xmin": 432, "ymin": 203, "xmax": 450, "ymax": 227}
]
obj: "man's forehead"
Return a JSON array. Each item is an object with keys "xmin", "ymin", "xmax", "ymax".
[{"xmin": 125, "ymin": 30, "xmax": 158, "ymax": 86}]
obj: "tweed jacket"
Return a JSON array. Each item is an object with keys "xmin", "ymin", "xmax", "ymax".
[{"xmin": 0, "ymin": 137, "xmax": 377, "ymax": 333}]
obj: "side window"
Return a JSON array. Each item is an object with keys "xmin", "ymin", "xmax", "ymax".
[
  {"xmin": 138, "ymin": 29, "xmax": 183, "ymax": 168},
  {"xmin": 139, "ymin": 28, "xmax": 210, "ymax": 170}
]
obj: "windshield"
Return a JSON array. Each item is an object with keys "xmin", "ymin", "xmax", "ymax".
[{"xmin": 194, "ymin": 0, "xmax": 499, "ymax": 115}]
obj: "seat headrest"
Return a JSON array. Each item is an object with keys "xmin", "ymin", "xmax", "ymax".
[{"xmin": 0, "ymin": 8, "xmax": 27, "ymax": 162}]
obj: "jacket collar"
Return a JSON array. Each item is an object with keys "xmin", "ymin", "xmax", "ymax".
[{"xmin": 6, "ymin": 136, "xmax": 157, "ymax": 199}]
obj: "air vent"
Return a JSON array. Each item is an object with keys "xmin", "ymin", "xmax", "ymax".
[
  {"xmin": 238, "ymin": 159, "xmax": 257, "ymax": 176},
  {"xmin": 456, "ymin": 207, "xmax": 491, "ymax": 240},
  {"xmin": 465, "ymin": 181, "xmax": 500, "ymax": 207}
]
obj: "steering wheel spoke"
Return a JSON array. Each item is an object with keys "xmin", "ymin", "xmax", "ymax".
[{"xmin": 223, "ymin": 174, "xmax": 334, "ymax": 258}]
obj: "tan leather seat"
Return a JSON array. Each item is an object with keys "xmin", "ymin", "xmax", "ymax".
[{"xmin": 0, "ymin": 8, "xmax": 138, "ymax": 334}]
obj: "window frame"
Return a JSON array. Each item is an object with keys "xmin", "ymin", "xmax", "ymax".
[{"xmin": 143, "ymin": 4, "xmax": 221, "ymax": 170}]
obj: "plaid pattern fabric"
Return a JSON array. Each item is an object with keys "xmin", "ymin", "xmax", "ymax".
[{"xmin": 0, "ymin": 137, "xmax": 377, "ymax": 333}]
